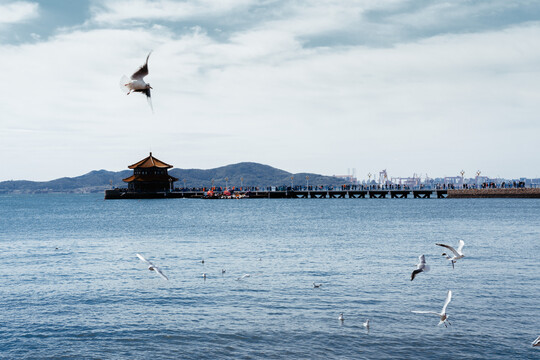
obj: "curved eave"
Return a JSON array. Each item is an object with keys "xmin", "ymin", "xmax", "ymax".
[{"xmin": 123, "ymin": 175, "xmax": 178, "ymax": 183}]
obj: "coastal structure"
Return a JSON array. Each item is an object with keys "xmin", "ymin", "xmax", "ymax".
[
  {"xmin": 105, "ymin": 152, "xmax": 177, "ymax": 198},
  {"xmin": 123, "ymin": 152, "xmax": 177, "ymax": 192},
  {"xmin": 103, "ymin": 157, "xmax": 540, "ymax": 199}
]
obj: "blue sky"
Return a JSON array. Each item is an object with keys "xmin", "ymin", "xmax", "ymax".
[{"xmin": 1, "ymin": 0, "xmax": 539, "ymax": 181}]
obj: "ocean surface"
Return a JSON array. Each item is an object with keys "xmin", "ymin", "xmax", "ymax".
[{"xmin": 0, "ymin": 194, "xmax": 539, "ymax": 359}]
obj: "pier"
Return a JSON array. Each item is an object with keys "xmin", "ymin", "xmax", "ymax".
[
  {"xmin": 105, "ymin": 188, "xmax": 449, "ymax": 199},
  {"xmin": 106, "ymin": 153, "xmax": 540, "ymax": 200},
  {"xmin": 105, "ymin": 187, "xmax": 540, "ymax": 199}
]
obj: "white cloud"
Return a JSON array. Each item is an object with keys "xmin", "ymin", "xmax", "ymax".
[
  {"xmin": 91, "ymin": 0, "xmax": 252, "ymax": 24},
  {"xmin": 1, "ymin": 2, "xmax": 540, "ymax": 180},
  {"xmin": 0, "ymin": 1, "xmax": 38, "ymax": 24}
]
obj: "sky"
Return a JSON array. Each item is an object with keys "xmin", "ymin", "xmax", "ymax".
[{"xmin": 1, "ymin": 0, "xmax": 539, "ymax": 181}]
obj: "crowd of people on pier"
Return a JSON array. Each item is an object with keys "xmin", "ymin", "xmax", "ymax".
[
  {"xmin": 173, "ymin": 180, "xmax": 532, "ymax": 194},
  {"xmin": 112, "ymin": 180, "xmax": 533, "ymax": 195}
]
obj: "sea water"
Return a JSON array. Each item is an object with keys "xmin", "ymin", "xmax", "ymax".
[{"xmin": 0, "ymin": 194, "xmax": 538, "ymax": 359}]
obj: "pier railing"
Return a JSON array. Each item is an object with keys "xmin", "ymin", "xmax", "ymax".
[{"xmin": 104, "ymin": 183, "xmax": 540, "ymax": 199}]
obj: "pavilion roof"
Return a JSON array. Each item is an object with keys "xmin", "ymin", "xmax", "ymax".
[
  {"xmin": 128, "ymin": 152, "xmax": 173, "ymax": 169},
  {"xmin": 122, "ymin": 174, "xmax": 178, "ymax": 183}
]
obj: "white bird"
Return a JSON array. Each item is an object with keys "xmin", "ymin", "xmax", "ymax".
[
  {"xmin": 338, "ymin": 313, "xmax": 344, "ymax": 321},
  {"xmin": 313, "ymin": 282, "xmax": 322, "ymax": 288},
  {"xmin": 436, "ymin": 240, "xmax": 465, "ymax": 269},
  {"xmin": 363, "ymin": 319, "xmax": 370, "ymax": 330},
  {"xmin": 411, "ymin": 255, "xmax": 430, "ymax": 281},
  {"xmin": 202, "ymin": 273, "xmax": 207, "ymax": 280},
  {"xmin": 221, "ymin": 269, "xmax": 226, "ymax": 274},
  {"xmin": 136, "ymin": 253, "xmax": 168, "ymax": 280},
  {"xmin": 236, "ymin": 274, "xmax": 251, "ymax": 281},
  {"xmin": 532, "ymin": 336, "xmax": 540, "ymax": 347},
  {"xmin": 120, "ymin": 52, "xmax": 153, "ymax": 111},
  {"xmin": 412, "ymin": 290, "xmax": 453, "ymax": 327}
]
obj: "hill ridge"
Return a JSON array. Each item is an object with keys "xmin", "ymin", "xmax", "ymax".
[{"xmin": 0, "ymin": 162, "xmax": 348, "ymax": 194}]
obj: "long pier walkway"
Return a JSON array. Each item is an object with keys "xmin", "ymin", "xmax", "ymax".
[
  {"xmin": 105, "ymin": 189, "xmax": 449, "ymax": 199},
  {"xmin": 191, "ymin": 189, "xmax": 447, "ymax": 199}
]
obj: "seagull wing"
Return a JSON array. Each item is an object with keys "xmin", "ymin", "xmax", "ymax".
[
  {"xmin": 436, "ymin": 243, "xmax": 460, "ymax": 257},
  {"xmin": 131, "ymin": 52, "xmax": 151, "ymax": 80},
  {"xmin": 441, "ymin": 290, "xmax": 452, "ymax": 314},
  {"xmin": 144, "ymin": 88, "xmax": 153, "ymax": 112},
  {"xmin": 142, "ymin": 87, "xmax": 151, "ymax": 99},
  {"xmin": 411, "ymin": 310, "xmax": 440, "ymax": 316},
  {"xmin": 532, "ymin": 336, "xmax": 540, "ymax": 347},
  {"xmin": 456, "ymin": 240, "xmax": 465, "ymax": 254},
  {"xmin": 133, "ymin": 88, "xmax": 151, "ymax": 98},
  {"xmin": 411, "ymin": 268, "xmax": 423, "ymax": 281},
  {"xmin": 133, "ymin": 88, "xmax": 153, "ymax": 112},
  {"xmin": 136, "ymin": 253, "xmax": 153, "ymax": 266},
  {"xmin": 153, "ymin": 267, "xmax": 168, "ymax": 280}
]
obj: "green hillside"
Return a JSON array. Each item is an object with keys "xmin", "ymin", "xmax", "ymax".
[{"xmin": 0, "ymin": 163, "xmax": 349, "ymax": 193}]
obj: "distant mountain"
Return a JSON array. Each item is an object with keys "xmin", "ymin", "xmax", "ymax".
[
  {"xmin": 0, "ymin": 162, "xmax": 349, "ymax": 194},
  {"xmin": 0, "ymin": 170, "xmax": 132, "ymax": 194}
]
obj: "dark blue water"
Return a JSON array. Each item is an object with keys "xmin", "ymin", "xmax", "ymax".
[{"xmin": 1, "ymin": 194, "xmax": 539, "ymax": 359}]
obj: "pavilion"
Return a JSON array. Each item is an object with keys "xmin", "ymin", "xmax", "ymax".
[{"xmin": 122, "ymin": 152, "xmax": 178, "ymax": 193}]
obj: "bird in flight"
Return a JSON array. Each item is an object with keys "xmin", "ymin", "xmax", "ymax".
[
  {"xmin": 136, "ymin": 253, "xmax": 168, "ymax": 280},
  {"xmin": 436, "ymin": 240, "xmax": 465, "ymax": 269},
  {"xmin": 120, "ymin": 52, "xmax": 153, "ymax": 111},
  {"xmin": 412, "ymin": 290, "xmax": 453, "ymax": 327},
  {"xmin": 532, "ymin": 336, "xmax": 540, "ymax": 347},
  {"xmin": 411, "ymin": 255, "xmax": 430, "ymax": 281}
]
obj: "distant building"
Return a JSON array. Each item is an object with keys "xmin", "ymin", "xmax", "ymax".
[
  {"xmin": 122, "ymin": 152, "xmax": 177, "ymax": 193},
  {"xmin": 334, "ymin": 175, "xmax": 358, "ymax": 184}
]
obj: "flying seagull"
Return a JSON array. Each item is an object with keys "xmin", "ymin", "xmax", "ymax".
[
  {"xmin": 338, "ymin": 313, "xmax": 344, "ymax": 321},
  {"xmin": 436, "ymin": 240, "xmax": 465, "ymax": 269},
  {"xmin": 411, "ymin": 255, "xmax": 430, "ymax": 281},
  {"xmin": 533, "ymin": 336, "xmax": 540, "ymax": 347},
  {"xmin": 120, "ymin": 52, "xmax": 153, "ymax": 111},
  {"xmin": 236, "ymin": 274, "xmax": 251, "ymax": 281},
  {"xmin": 412, "ymin": 290, "xmax": 453, "ymax": 327},
  {"xmin": 136, "ymin": 253, "xmax": 168, "ymax": 280},
  {"xmin": 313, "ymin": 282, "xmax": 322, "ymax": 288}
]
